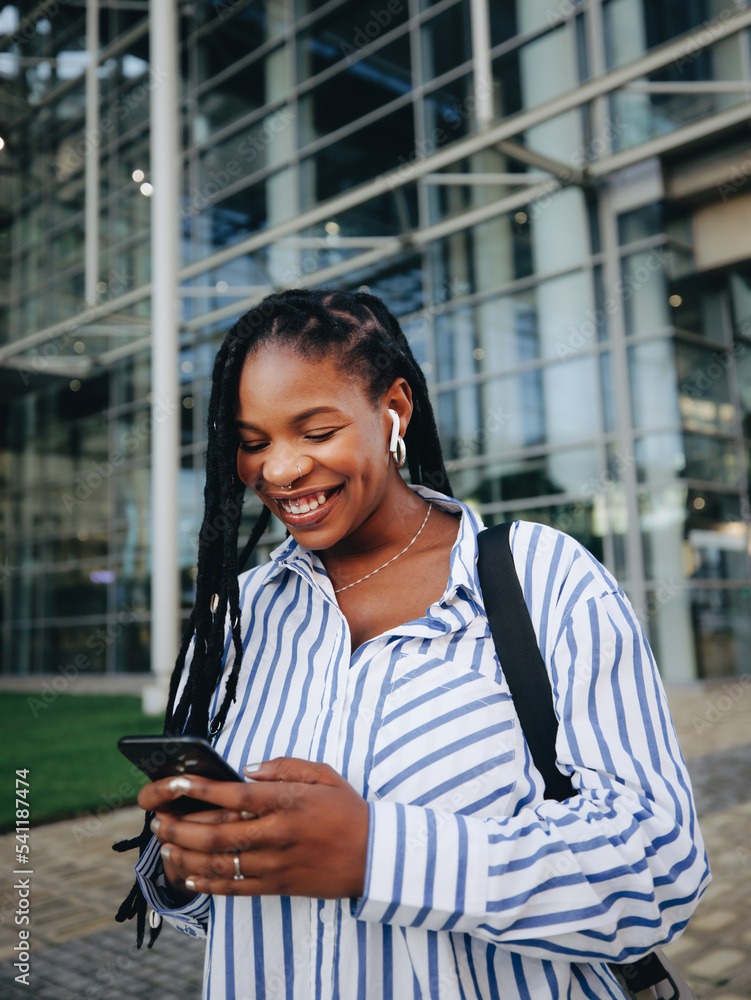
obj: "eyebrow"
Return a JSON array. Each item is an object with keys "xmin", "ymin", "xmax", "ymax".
[{"xmin": 235, "ymin": 406, "xmax": 344, "ymax": 430}]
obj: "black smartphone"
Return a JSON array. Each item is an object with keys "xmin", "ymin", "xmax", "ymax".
[{"xmin": 118, "ymin": 735, "xmax": 243, "ymax": 813}]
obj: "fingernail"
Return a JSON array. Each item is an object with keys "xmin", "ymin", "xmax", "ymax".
[
  {"xmin": 168, "ymin": 776, "xmax": 192, "ymax": 793},
  {"xmin": 244, "ymin": 762, "xmax": 262, "ymax": 774},
  {"xmin": 150, "ymin": 817, "xmax": 160, "ymax": 834},
  {"xmin": 161, "ymin": 844, "xmax": 171, "ymax": 862},
  {"xmin": 185, "ymin": 878, "xmax": 196, "ymax": 891}
]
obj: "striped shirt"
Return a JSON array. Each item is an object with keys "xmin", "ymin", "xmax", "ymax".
[{"xmin": 136, "ymin": 486, "xmax": 710, "ymax": 1000}]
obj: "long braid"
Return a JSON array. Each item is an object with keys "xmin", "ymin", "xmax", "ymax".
[{"xmin": 115, "ymin": 287, "xmax": 452, "ymax": 945}]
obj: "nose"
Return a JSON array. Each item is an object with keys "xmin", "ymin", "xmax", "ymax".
[{"xmin": 262, "ymin": 451, "xmax": 304, "ymax": 488}]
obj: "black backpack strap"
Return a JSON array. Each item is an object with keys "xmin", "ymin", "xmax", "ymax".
[
  {"xmin": 477, "ymin": 522, "xmax": 677, "ymax": 996},
  {"xmin": 477, "ymin": 522, "xmax": 574, "ymax": 802}
]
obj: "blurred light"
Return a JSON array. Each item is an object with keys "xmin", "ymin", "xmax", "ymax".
[
  {"xmin": 693, "ymin": 497, "xmax": 705, "ymax": 510},
  {"xmin": 514, "ymin": 211, "xmax": 528, "ymax": 225},
  {"xmin": 421, "ymin": 362, "xmax": 433, "ymax": 375},
  {"xmin": 0, "ymin": 137, "xmax": 5, "ymax": 151},
  {"xmin": 215, "ymin": 280, "xmax": 228, "ymax": 292},
  {"xmin": 358, "ymin": 285, "xmax": 370, "ymax": 293},
  {"xmin": 96, "ymin": 280, "xmax": 108, "ymax": 293},
  {"xmin": 669, "ymin": 294, "xmax": 683, "ymax": 307},
  {"xmin": 183, "ymin": 396, "xmax": 194, "ymax": 409},
  {"xmin": 473, "ymin": 348, "xmax": 485, "ymax": 361},
  {"xmin": 147, "ymin": 392, "xmax": 154, "ymax": 402},
  {"xmin": 73, "ymin": 341, "xmax": 85, "ymax": 354},
  {"xmin": 180, "ymin": 360, "xmax": 194, "ymax": 373},
  {"xmin": 324, "ymin": 221, "xmax": 340, "ymax": 235},
  {"xmin": 140, "ymin": 182, "xmax": 153, "ymax": 196},
  {"xmin": 90, "ymin": 570, "xmax": 116, "ymax": 584},
  {"xmin": 77, "ymin": 529, "xmax": 89, "ymax": 541},
  {"xmin": 132, "ymin": 168, "xmax": 145, "ymax": 182},
  {"xmin": 70, "ymin": 379, "xmax": 81, "ymax": 391}
]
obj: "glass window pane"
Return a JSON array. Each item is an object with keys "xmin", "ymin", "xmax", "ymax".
[
  {"xmin": 299, "ymin": 36, "xmax": 411, "ymax": 145},
  {"xmin": 691, "ymin": 588, "xmax": 751, "ymax": 679},
  {"xmin": 297, "ymin": 0, "xmax": 409, "ymax": 78},
  {"xmin": 677, "ymin": 341, "xmax": 737, "ymax": 434},
  {"xmin": 622, "ymin": 249, "xmax": 670, "ymax": 337},
  {"xmin": 635, "ymin": 432, "xmax": 686, "ymax": 484},
  {"xmin": 629, "ymin": 340, "xmax": 680, "ymax": 430},
  {"xmin": 421, "ymin": 2, "xmax": 471, "ymax": 84}
]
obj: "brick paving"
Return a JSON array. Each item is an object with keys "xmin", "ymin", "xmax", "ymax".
[{"xmin": 1, "ymin": 681, "xmax": 750, "ymax": 999}]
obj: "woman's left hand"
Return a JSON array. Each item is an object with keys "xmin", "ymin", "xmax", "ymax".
[{"xmin": 139, "ymin": 757, "xmax": 369, "ymax": 899}]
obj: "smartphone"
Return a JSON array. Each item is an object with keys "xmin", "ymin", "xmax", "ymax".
[{"xmin": 118, "ymin": 735, "xmax": 243, "ymax": 813}]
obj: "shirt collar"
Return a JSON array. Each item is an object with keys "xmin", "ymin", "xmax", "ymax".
[{"xmin": 264, "ymin": 485, "xmax": 487, "ymax": 616}]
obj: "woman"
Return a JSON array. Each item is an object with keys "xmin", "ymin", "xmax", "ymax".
[{"xmin": 120, "ymin": 288, "xmax": 709, "ymax": 999}]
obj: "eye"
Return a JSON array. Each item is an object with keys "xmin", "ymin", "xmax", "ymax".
[
  {"xmin": 305, "ymin": 430, "xmax": 336, "ymax": 442},
  {"xmin": 238, "ymin": 441, "xmax": 267, "ymax": 453}
]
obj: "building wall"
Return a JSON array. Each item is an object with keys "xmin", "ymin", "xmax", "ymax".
[{"xmin": 0, "ymin": 0, "xmax": 750, "ymax": 682}]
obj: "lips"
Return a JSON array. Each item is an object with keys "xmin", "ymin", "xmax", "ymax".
[{"xmin": 270, "ymin": 485, "xmax": 342, "ymax": 525}]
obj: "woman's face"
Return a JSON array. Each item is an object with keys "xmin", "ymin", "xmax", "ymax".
[{"xmin": 235, "ymin": 343, "xmax": 410, "ymax": 551}]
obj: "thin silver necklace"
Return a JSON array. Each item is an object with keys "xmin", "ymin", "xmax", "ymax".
[{"xmin": 333, "ymin": 504, "xmax": 432, "ymax": 594}]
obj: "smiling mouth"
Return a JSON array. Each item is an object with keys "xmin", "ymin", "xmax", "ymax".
[{"xmin": 273, "ymin": 486, "xmax": 342, "ymax": 517}]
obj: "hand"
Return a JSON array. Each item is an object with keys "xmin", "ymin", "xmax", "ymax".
[{"xmin": 137, "ymin": 758, "xmax": 369, "ymax": 899}]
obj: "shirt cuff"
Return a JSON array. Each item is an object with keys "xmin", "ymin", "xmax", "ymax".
[
  {"xmin": 135, "ymin": 835, "xmax": 210, "ymax": 939},
  {"xmin": 351, "ymin": 801, "xmax": 488, "ymax": 932}
]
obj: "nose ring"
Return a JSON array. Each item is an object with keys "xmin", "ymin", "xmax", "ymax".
[{"xmin": 281, "ymin": 465, "xmax": 302, "ymax": 490}]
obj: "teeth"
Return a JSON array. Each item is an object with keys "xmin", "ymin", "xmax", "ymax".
[{"xmin": 278, "ymin": 489, "xmax": 336, "ymax": 516}]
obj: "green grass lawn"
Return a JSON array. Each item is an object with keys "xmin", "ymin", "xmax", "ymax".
[{"xmin": 1, "ymin": 692, "xmax": 162, "ymax": 831}]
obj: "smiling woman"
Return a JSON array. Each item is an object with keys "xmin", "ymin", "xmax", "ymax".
[{"xmin": 115, "ymin": 288, "xmax": 710, "ymax": 1000}]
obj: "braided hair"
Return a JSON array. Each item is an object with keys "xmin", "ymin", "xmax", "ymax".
[{"xmin": 114, "ymin": 288, "xmax": 452, "ymax": 945}]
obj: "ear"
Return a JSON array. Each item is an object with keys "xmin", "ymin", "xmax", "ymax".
[{"xmin": 382, "ymin": 378, "xmax": 413, "ymax": 439}]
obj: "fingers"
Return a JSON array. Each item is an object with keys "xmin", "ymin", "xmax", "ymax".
[
  {"xmin": 151, "ymin": 812, "xmax": 280, "ymax": 854},
  {"xmin": 136, "ymin": 758, "xmax": 339, "ymax": 814},
  {"xmin": 243, "ymin": 757, "xmax": 339, "ymax": 786},
  {"xmin": 161, "ymin": 843, "xmax": 262, "ymax": 881}
]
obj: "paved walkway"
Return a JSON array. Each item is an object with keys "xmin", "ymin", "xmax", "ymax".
[{"xmin": 1, "ymin": 681, "xmax": 750, "ymax": 999}]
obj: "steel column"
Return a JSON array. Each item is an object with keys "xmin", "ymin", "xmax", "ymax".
[{"xmin": 144, "ymin": 0, "xmax": 180, "ymax": 716}]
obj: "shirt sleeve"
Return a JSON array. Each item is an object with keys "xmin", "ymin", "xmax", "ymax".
[
  {"xmin": 135, "ymin": 835, "xmax": 211, "ymax": 940},
  {"xmin": 352, "ymin": 524, "xmax": 711, "ymax": 963}
]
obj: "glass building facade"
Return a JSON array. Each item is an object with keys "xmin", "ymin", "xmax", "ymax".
[{"xmin": 1, "ymin": 0, "xmax": 750, "ymax": 684}]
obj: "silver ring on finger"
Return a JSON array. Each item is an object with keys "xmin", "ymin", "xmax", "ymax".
[{"xmin": 233, "ymin": 855, "xmax": 245, "ymax": 881}]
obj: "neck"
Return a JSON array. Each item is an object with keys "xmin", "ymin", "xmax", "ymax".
[{"xmin": 320, "ymin": 481, "xmax": 429, "ymax": 570}]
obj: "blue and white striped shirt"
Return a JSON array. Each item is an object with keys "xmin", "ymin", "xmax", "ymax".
[{"xmin": 136, "ymin": 486, "xmax": 710, "ymax": 1000}]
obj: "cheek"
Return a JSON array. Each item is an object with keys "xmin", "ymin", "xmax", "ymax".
[{"xmin": 236, "ymin": 449, "xmax": 258, "ymax": 488}]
